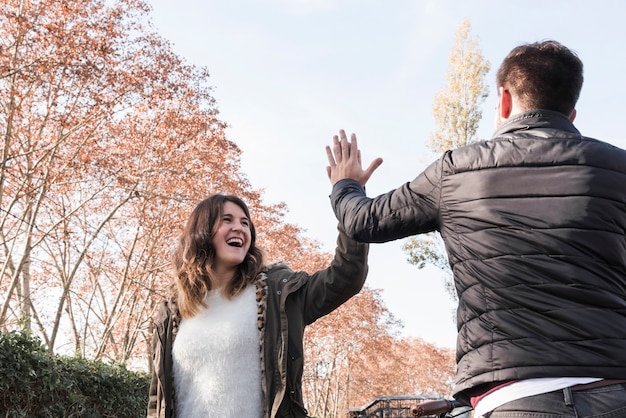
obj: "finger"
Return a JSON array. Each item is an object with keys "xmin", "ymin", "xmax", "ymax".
[
  {"xmin": 333, "ymin": 135, "xmax": 342, "ymax": 162},
  {"xmin": 339, "ymin": 130, "xmax": 350, "ymax": 159},
  {"xmin": 364, "ymin": 157, "xmax": 384, "ymax": 179},
  {"xmin": 350, "ymin": 133, "xmax": 359, "ymax": 160},
  {"xmin": 325, "ymin": 145, "xmax": 336, "ymax": 166}
]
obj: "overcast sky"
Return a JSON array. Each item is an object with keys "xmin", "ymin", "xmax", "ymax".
[{"xmin": 147, "ymin": 0, "xmax": 626, "ymax": 348}]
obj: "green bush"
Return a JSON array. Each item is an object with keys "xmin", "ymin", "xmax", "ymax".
[{"xmin": 0, "ymin": 331, "xmax": 150, "ymax": 418}]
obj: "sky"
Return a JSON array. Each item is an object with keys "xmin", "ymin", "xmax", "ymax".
[{"xmin": 147, "ymin": 0, "xmax": 626, "ymax": 349}]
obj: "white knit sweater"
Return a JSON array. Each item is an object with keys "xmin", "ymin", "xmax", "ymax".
[{"xmin": 172, "ymin": 285, "xmax": 263, "ymax": 417}]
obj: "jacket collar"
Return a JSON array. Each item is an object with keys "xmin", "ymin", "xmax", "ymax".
[{"xmin": 493, "ymin": 109, "xmax": 581, "ymax": 138}]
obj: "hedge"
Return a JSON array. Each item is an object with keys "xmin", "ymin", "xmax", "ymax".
[{"xmin": 0, "ymin": 330, "xmax": 150, "ymax": 417}]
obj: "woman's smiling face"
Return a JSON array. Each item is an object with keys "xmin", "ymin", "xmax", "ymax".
[{"xmin": 211, "ymin": 201, "xmax": 252, "ymax": 277}]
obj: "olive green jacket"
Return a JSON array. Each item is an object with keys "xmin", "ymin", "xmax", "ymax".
[{"xmin": 147, "ymin": 226, "xmax": 369, "ymax": 417}]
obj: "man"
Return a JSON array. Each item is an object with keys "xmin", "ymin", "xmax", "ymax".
[{"xmin": 325, "ymin": 40, "xmax": 626, "ymax": 417}]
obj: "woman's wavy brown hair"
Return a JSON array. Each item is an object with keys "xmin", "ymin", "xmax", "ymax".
[{"xmin": 172, "ymin": 194, "xmax": 265, "ymax": 318}]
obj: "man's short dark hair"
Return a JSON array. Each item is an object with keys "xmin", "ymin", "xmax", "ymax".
[{"xmin": 496, "ymin": 40, "xmax": 584, "ymax": 116}]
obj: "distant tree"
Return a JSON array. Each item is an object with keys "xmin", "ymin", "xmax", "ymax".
[
  {"xmin": 428, "ymin": 19, "xmax": 491, "ymax": 152},
  {"xmin": 403, "ymin": 19, "xmax": 490, "ymax": 302},
  {"xmin": 303, "ymin": 287, "xmax": 400, "ymax": 417},
  {"xmin": 302, "ymin": 286, "xmax": 455, "ymax": 417},
  {"xmin": 394, "ymin": 337, "xmax": 456, "ymax": 397}
]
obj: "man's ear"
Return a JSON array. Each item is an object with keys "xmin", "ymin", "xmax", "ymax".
[
  {"xmin": 498, "ymin": 87, "xmax": 512, "ymax": 119},
  {"xmin": 569, "ymin": 108, "xmax": 577, "ymax": 122}
]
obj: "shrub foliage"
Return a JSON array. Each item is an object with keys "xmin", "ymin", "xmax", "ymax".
[{"xmin": 0, "ymin": 331, "xmax": 150, "ymax": 417}]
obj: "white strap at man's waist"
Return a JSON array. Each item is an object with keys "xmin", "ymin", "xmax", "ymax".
[{"xmin": 474, "ymin": 377, "xmax": 602, "ymax": 418}]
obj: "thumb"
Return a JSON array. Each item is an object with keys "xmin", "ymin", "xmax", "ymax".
[{"xmin": 362, "ymin": 157, "xmax": 383, "ymax": 185}]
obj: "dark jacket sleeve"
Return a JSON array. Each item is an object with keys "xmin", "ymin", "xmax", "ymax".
[
  {"xmin": 330, "ymin": 157, "xmax": 442, "ymax": 243},
  {"xmin": 290, "ymin": 225, "xmax": 370, "ymax": 325},
  {"xmin": 261, "ymin": 226, "xmax": 369, "ymax": 417}
]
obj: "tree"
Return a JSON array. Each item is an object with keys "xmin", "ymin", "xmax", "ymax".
[
  {"xmin": 1, "ymin": 1, "xmax": 459, "ymax": 406},
  {"xmin": 428, "ymin": 19, "xmax": 491, "ymax": 153},
  {"xmin": 403, "ymin": 19, "xmax": 490, "ymax": 302},
  {"xmin": 303, "ymin": 287, "xmax": 399, "ymax": 417},
  {"xmin": 0, "ymin": 0, "xmax": 314, "ymax": 368},
  {"xmin": 302, "ymin": 287, "xmax": 455, "ymax": 417}
]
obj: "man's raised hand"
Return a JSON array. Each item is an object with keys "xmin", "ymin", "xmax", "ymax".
[{"xmin": 325, "ymin": 129, "xmax": 383, "ymax": 186}]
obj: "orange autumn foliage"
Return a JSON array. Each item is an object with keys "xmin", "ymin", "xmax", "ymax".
[{"xmin": 0, "ymin": 1, "xmax": 456, "ymax": 414}]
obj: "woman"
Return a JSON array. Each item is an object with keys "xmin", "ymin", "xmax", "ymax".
[{"xmin": 147, "ymin": 194, "xmax": 369, "ymax": 417}]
